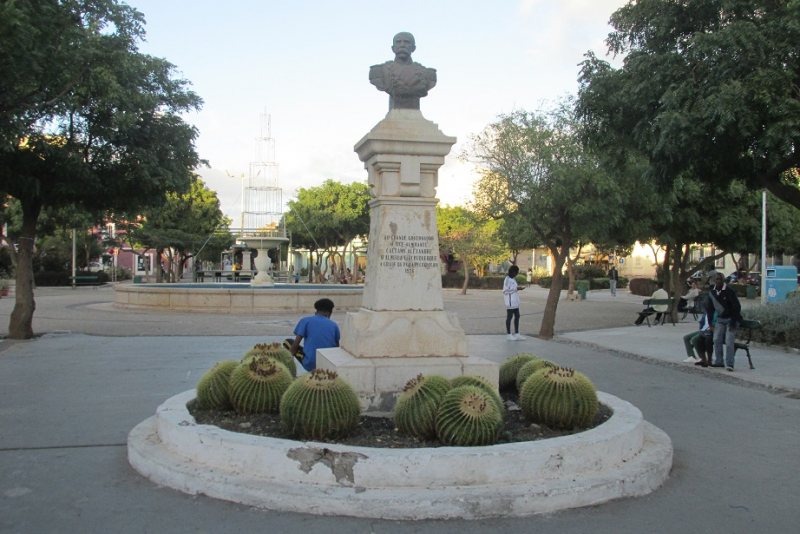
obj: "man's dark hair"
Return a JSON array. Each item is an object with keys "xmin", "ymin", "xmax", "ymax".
[
  {"xmin": 314, "ymin": 298, "xmax": 335, "ymax": 312},
  {"xmin": 508, "ymin": 265, "xmax": 520, "ymax": 278},
  {"xmin": 657, "ymin": 281, "xmax": 664, "ymax": 288}
]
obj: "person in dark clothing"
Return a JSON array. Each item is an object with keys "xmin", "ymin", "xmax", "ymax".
[
  {"xmin": 707, "ymin": 272, "xmax": 742, "ymax": 371},
  {"xmin": 608, "ymin": 265, "xmax": 619, "ymax": 297}
]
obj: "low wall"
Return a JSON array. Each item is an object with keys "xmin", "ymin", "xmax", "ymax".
[
  {"xmin": 128, "ymin": 390, "xmax": 673, "ymax": 519},
  {"xmin": 114, "ymin": 284, "xmax": 363, "ymax": 314}
]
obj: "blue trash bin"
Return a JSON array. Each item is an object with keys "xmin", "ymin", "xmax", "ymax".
[{"xmin": 764, "ymin": 266, "xmax": 798, "ymax": 303}]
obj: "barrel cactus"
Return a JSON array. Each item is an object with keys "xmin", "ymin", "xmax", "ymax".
[
  {"xmin": 435, "ymin": 385, "xmax": 503, "ymax": 447},
  {"xmin": 393, "ymin": 374, "xmax": 451, "ymax": 440},
  {"xmin": 450, "ymin": 375, "xmax": 504, "ymax": 416},
  {"xmin": 519, "ymin": 366, "xmax": 599, "ymax": 430},
  {"xmin": 280, "ymin": 369, "xmax": 361, "ymax": 441},
  {"xmin": 243, "ymin": 342, "xmax": 297, "ymax": 377},
  {"xmin": 515, "ymin": 358, "xmax": 557, "ymax": 392},
  {"xmin": 196, "ymin": 360, "xmax": 238, "ymax": 410},
  {"xmin": 227, "ymin": 356, "xmax": 294, "ymax": 415},
  {"xmin": 499, "ymin": 353, "xmax": 537, "ymax": 391}
]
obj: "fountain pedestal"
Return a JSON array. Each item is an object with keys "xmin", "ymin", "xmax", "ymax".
[
  {"xmin": 238, "ymin": 236, "xmax": 289, "ymax": 287},
  {"xmin": 318, "ymin": 110, "xmax": 498, "ymax": 410}
]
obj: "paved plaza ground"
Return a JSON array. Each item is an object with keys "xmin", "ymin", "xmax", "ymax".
[{"xmin": 1, "ymin": 282, "xmax": 799, "ymax": 533}]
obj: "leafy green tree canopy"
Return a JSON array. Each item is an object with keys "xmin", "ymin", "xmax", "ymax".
[
  {"xmin": 0, "ymin": 0, "xmax": 203, "ymax": 338},
  {"xmin": 578, "ymin": 0, "xmax": 800, "ymax": 209}
]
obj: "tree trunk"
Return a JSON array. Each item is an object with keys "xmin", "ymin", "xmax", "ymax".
[
  {"xmin": 669, "ymin": 245, "xmax": 683, "ymax": 324},
  {"xmin": 660, "ymin": 244, "xmax": 671, "ymax": 292},
  {"xmin": 8, "ymin": 199, "xmax": 41, "ymax": 339},
  {"xmin": 540, "ymin": 248, "xmax": 567, "ymax": 340},
  {"xmin": 460, "ymin": 261, "xmax": 469, "ymax": 295}
]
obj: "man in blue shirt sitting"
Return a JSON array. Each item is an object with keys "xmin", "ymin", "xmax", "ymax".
[{"xmin": 285, "ymin": 298, "xmax": 340, "ymax": 372}]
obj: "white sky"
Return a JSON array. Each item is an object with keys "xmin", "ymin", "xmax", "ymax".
[{"xmin": 123, "ymin": 0, "xmax": 627, "ymax": 222}]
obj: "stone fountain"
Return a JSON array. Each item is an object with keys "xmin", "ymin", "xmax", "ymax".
[{"xmin": 237, "ymin": 233, "xmax": 289, "ymax": 287}]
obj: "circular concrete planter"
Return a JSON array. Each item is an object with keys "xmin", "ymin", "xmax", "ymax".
[{"xmin": 128, "ymin": 390, "xmax": 672, "ymax": 519}]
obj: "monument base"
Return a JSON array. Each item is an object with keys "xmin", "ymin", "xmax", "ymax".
[
  {"xmin": 317, "ymin": 346, "xmax": 498, "ymax": 412},
  {"xmin": 341, "ymin": 308, "xmax": 468, "ymax": 358}
]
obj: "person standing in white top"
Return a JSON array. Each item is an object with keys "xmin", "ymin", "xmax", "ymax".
[{"xmin": 503, "ymin": 265, "xmax": 526, "ymax": 341}]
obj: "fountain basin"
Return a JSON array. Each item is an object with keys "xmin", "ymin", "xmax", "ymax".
[
  {"xmin": 114, "ymin": 283, "xmax": 363, "ymax": 314},
  {"xmin": 128, "ymin": 390, "xmax": 673, "ymax": 519}
]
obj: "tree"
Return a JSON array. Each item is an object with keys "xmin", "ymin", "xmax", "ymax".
[
  {"xmin": 467, "ymin": 104, "xmax": 631, "ymax": 339},
  {"xmin": 130, "ymin": 177, "xmax": 231, "ymax": 282},
  {"xmin": 437, "ymin": 205, "xmax": 509, "ymax": 295},
  {"xmin": 0, "ymin": 1, "xmax": 202, "ymax": 338},
  {"xmin": 577, "ymin": 0, "xmax": 800, "ymax": 210},
  {"xmin": 285, "ymin": 180, "xmax": 370, "ymax": 284},
  {"xmin": 470, "ymin": 182, "xmax": 542, "ymax": 265}
]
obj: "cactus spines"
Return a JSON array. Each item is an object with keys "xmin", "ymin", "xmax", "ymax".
[
  {"xmin": 280, "ymin": 369, "xmax": 361, "ymax": 441},
  {"xmin": 227, "ymin": 356, "xmax": 294, "ymax": 415},
  {"xmin": 519, "ymin": 366, "xmax": 599, "ymax": 430},
  {"xmin": 450, "ymin": 375, "xmax": 504, "ymax": 416},
  {"xmin": 243, "ymin": 342, "xmax": 297, "ymax": 377},
  {"xmin": 499, "ymin": 353, "xmax": 538, "ymax": 390},
  {"xmin": 393, "ymin": 374, "xmax": 451, "ymax": 440},
  {"xmin": 196, "ymin": 360, "xmax": 238, "ymax": 409},
  {"xmin": 515, "ymin": 358, "xmax": 557, "ymax": 392},
  {"xmin": 435, "ymin": 386, "xmax": 503, "ymax": 447}
]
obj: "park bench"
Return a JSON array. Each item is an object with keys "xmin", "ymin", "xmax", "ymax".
[
  {"xmin": 69, "ymin": 275, "xmax": 103, "ymax": 289},
  {"xmin": 734, "ymin": 319, "xmax": 761, "ymax": 370},
  {"xmin": 637, "ymin": 298, "xmax": 676, "ymax": 327},
  {"xmin": 680, "ymin": 300, "xmax": 701, "ymax": 321}
]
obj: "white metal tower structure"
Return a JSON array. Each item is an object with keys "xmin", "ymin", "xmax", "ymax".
[{"xmin": 241, "ymin": 111, "xmax": 284, "ymax": 237}]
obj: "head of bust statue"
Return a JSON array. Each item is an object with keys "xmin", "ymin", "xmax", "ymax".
[{"xmin": 392, "ymin": 32, "xmax": 416, "ymax": 62}]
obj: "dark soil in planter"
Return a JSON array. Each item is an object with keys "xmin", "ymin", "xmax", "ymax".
[{"xmin": 188, "ymin": 391, "xmax": 612, "ymax": 448}]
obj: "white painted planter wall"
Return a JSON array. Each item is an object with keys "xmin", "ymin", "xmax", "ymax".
[{"xmin": 128, "ymin": 390, "xmax": 673, "ymax": 519}]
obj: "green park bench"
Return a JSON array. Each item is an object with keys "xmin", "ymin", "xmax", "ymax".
[
  {"xmin": 69, "ymin": 275, "xmax": 103, "ymax": 289},
  {"xmin": 637, "ymin": 298, "xmax": 676, "ymax": 327},
  {"xmin": 734, "ymin": 319, "xmax": 761, "ymax": 370}
]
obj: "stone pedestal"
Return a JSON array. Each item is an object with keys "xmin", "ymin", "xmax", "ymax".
[{"xmin": 317, "ymin": 109, "xmax": 498, "ymax": 411}]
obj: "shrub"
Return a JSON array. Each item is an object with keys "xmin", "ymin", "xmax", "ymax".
[
  {"xmin": 228, "ymin": 357, "xmax": 294, "ymax": 415},
  {"xmin": 393, "ymin": 374, "xmax": 451, "ymax": 440},
  {"xmin": 33, "ymin": 269, "xmax": 109, "ymax": 286},
  {"xmin": 572, "ymin": 265, "xmax": 606, "ymax": 279},
  {"xmin": 528, "ymin": 266, "xmax": 549, "ymax": 285},
  {"xmin": 280, "ymin": 369, "xmax": 361, "ymax": 440},
  {"xmin": 196, "ymin": 360, "xmax": 238, "ymax": 409},
  {"xmin": 441, "ymin": 275, "xmax": 505, "ymax": 290},
  {"xmin": 499, "ymin": 353, "xmax": 537, "ymax": 391},
  {"xmin": 742, "ymin": 298, "xmax": 800, "ymax": 349},
  {"xmin": 243, "ymin": 342, "xmax": 297, "ymax": 377},
  {"xmin": 519, "ymin": 367, "xmax": 598, "ymax": 430},
  {"xmin": 629, "ymin": 278, "xmax": 658, "ymax": 297},
  {"xmin": 435, "ymin": 386, "xmax": 503, "ymax": 447},
  {"xmin": 515, "ymin": 274, "xmax": 527, "ymax": 285},
  {"xmin": 450, "ymin": 375, "xmax": 504, "ymax": 416},
  {"xmin": 515, "ymin": 358, "xmax": 557, "ymax": 392},
  {"xmin": 590, "ymin": 277, "xmax": 610, "ymax": 290}
]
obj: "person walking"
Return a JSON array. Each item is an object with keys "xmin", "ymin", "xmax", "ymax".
[
  {"xmin": 503, "ymin": 265, "xmax": 526, "ymax": 341},
  {"xmin": 608, "ymin": 264, "xmax": 619, "ymax": 297}
]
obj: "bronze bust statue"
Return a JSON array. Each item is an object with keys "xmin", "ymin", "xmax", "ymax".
[{"xmin": 369, "ymin": 32, "xmax": 437, "ymax": 110}]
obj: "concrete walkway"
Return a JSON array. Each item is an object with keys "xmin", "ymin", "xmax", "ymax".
[{"xmin": 1, "ymin": 285, "xmax": 799, "ymax": 532}]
